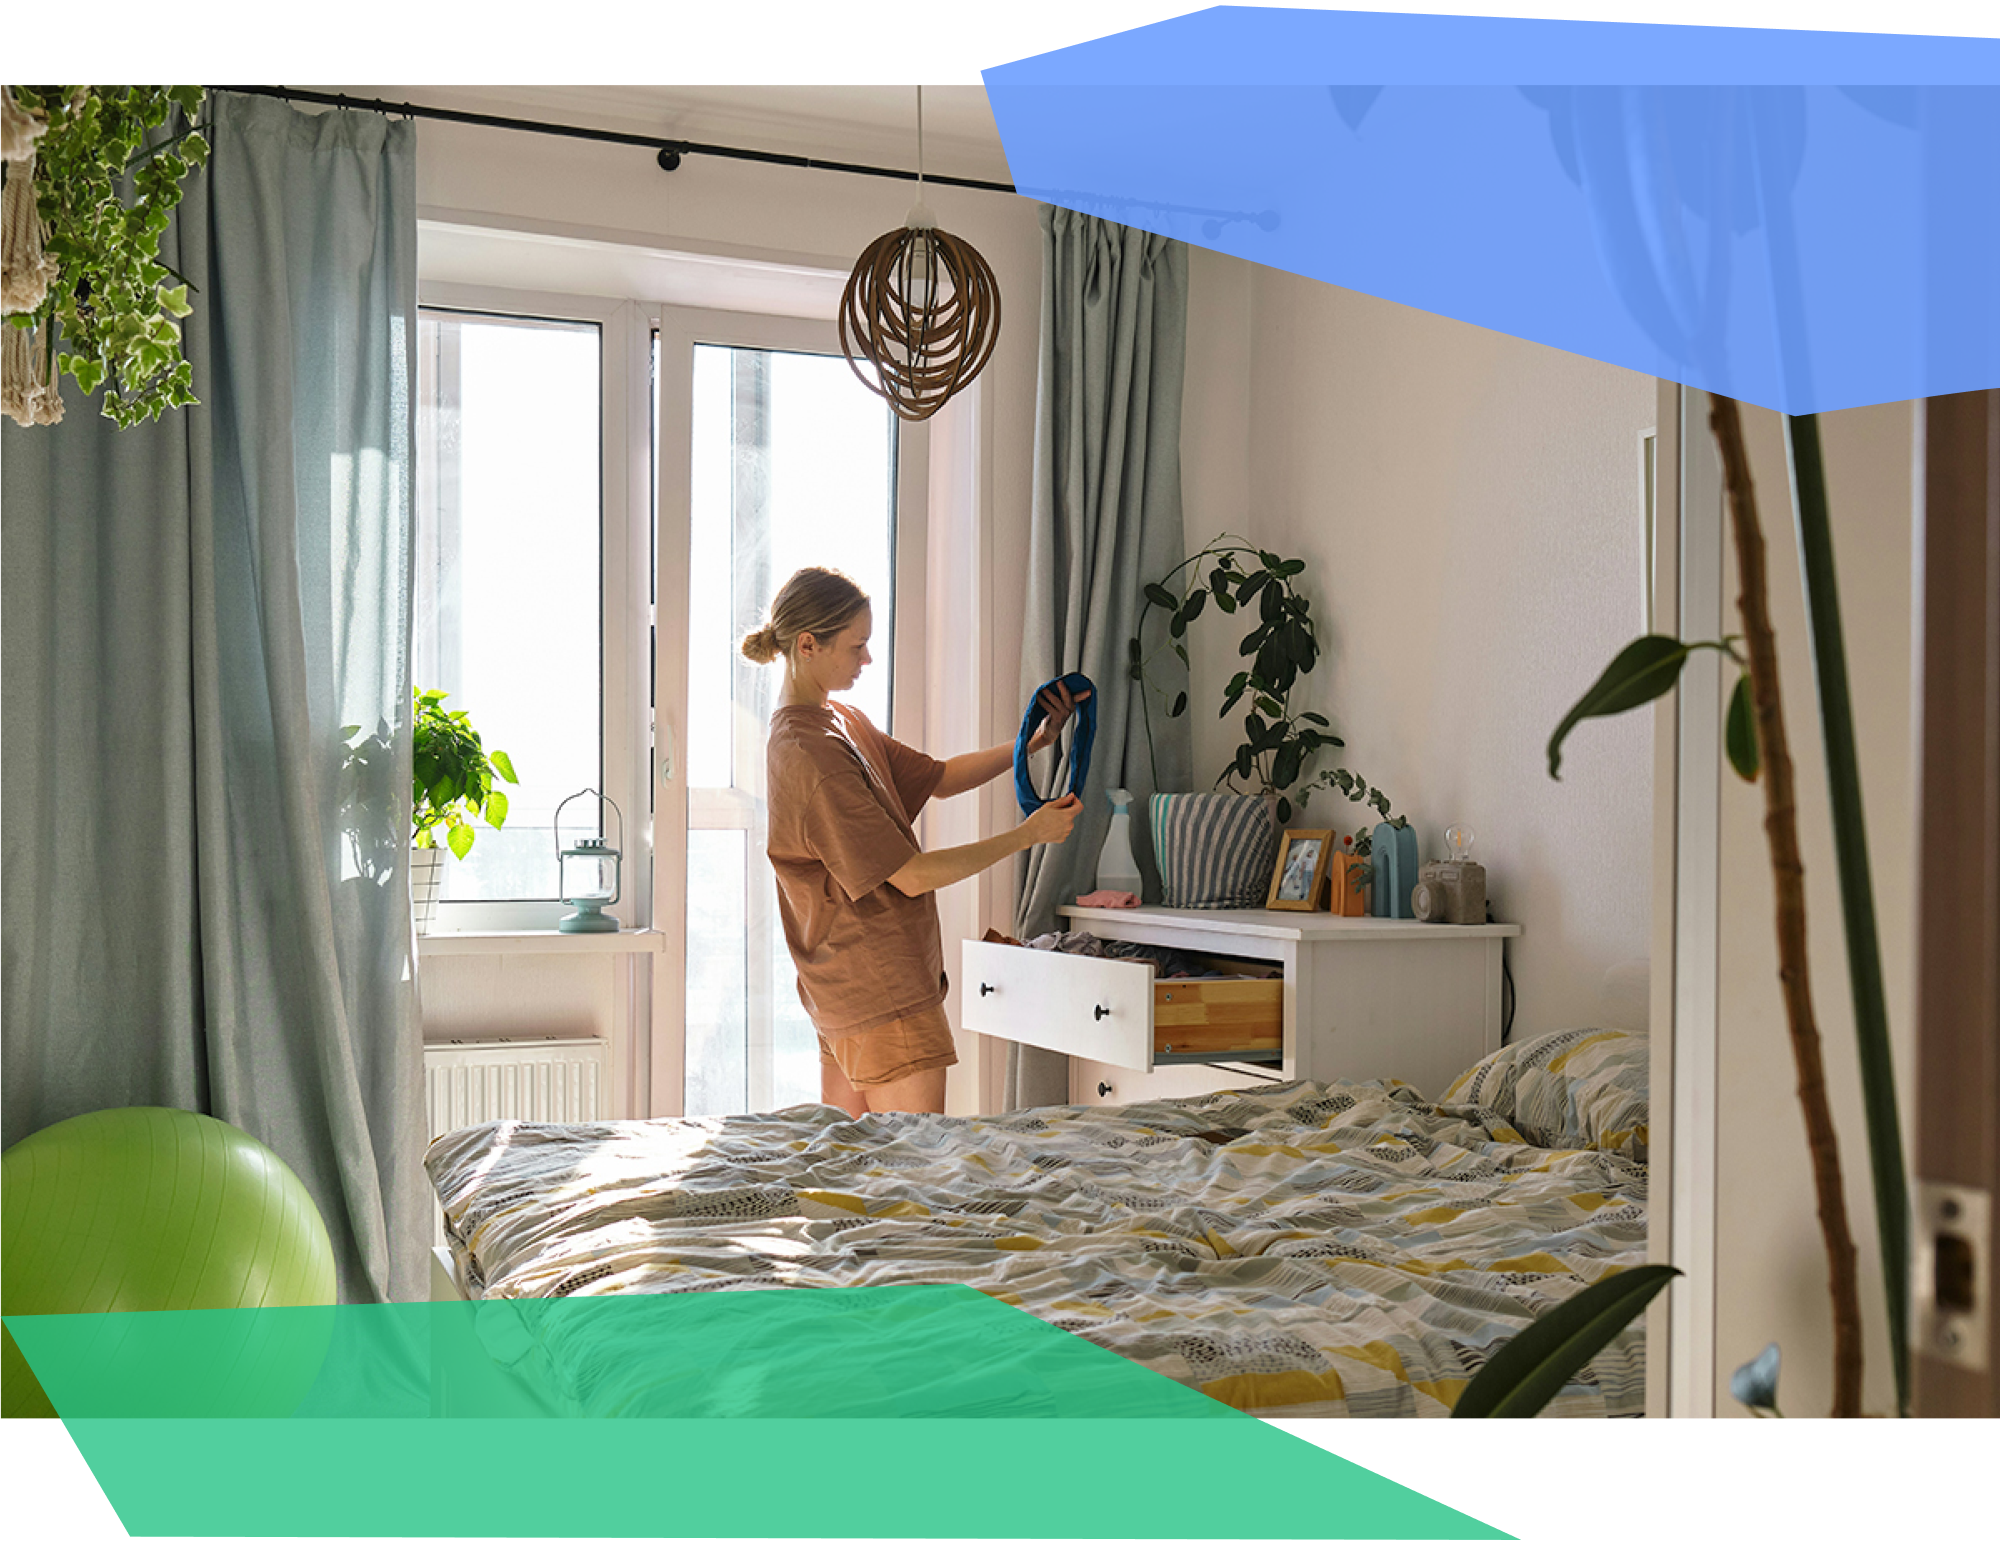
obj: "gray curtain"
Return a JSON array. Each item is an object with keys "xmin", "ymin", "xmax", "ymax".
[
  {"xmin": 1005, "ymin": 206, "xmax": 1192, "ymax": 1110},
  {"xmin": 1, "ymin": 93, "xmax": 425, "ymax": 1303}
]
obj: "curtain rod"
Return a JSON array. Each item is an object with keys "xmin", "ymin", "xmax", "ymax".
[
  {"xmin": 214, "ymin": 86, "xmax": 1020, "ymax": 195},
  {"xmin": 203, "ymin": 87, "xmax": 1280, "ymax": 236}
]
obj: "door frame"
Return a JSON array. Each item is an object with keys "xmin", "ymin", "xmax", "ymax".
[
  {"xmin": 1911, "ymin": 388, "xmax": 2000, "ymax": 1414},
  {"xmin": 1649, "ymin": 380, "xmax": 1727, "ymax": 1418}
]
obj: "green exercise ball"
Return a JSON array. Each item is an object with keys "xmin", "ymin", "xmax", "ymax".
[{"xmin": 2, "ymin": 1107, "xmax": 337, "ymax": 1418}]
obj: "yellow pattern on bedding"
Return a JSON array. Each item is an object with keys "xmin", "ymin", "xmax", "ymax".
[{"xmin": 426, "ymin": 1077, "xmax": 1648, "ymax": 1419}]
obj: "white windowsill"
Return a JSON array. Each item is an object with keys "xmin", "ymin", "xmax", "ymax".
[{"xmin": 416, "ymin": 929, "xmax": 667, "ymax": 957}]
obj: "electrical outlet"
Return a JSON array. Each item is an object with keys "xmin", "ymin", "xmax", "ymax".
[{"xmin": 1914, "ymin": 1180, "xmax": 1990, "ymax": 1371}]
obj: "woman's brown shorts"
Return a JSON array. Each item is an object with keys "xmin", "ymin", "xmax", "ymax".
[{"xmin": 818, "ymin": 1004, "xmax": 959, "ymax": 1090}]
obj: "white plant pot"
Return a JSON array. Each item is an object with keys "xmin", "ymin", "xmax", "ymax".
[{"xmin": 410, "ymin": 846, "xmax": 445, "ymax": 936}]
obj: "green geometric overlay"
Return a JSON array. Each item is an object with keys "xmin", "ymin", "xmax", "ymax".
[{"xmin": 15, "ymin": 1284, "xmax": 1279, "ymax": 1419}]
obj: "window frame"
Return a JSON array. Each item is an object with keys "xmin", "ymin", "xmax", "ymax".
[{"xmin": 413, "ymin": 281, "xmax": 654, "ymax": 935}]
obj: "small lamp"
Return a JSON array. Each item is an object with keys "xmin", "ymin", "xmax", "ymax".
[{"xmin": 553, "ymin": 788, "xmax": 624, "ymax": 934}]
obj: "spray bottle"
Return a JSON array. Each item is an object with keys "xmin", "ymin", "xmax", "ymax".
[{"xmin": 1095, "ymin": 788, "xmax": 1143, "ymax": 897}]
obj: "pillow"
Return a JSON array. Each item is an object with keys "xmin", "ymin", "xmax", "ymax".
[{"xmin": 1442, "ymin": 1028, "xmax": 1650, "ymax": 1162}]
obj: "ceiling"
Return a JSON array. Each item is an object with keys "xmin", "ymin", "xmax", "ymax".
[{"xmin": 332, "ymin": 85, "xmax": 1015, "ymax": 187}]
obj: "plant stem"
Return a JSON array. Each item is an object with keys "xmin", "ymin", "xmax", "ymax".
[
  {"xmin": 1783, "ymin": 412, "xmax": 1910, "ymax": 1416},
  {"xmin": 1710, "ymin": 393, "xmax": 1864, "ymax": 1417},
  {"xmin": 1139, "ymin": 668, "xmax": 1158, "ymax": 793}
]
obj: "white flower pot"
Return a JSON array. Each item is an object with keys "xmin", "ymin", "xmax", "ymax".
[{"xmin": 410, "ymin": 846, "xmax": 445, "ymax": 936}]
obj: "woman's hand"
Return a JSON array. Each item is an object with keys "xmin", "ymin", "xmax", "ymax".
[
  {"xmin": 1021, "ymin": 793, "xmax": 1082, "ymax": 846},
  {"xmin": 889, "ymin": 793, "xmax": 1086, "ymax": 896},
  {"xmin": 1026, "ymin": 681, "xmax": 1092, "ymax": 754}
]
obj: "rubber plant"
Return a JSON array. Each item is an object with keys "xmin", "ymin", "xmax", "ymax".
[
  {"xmin": 1, "ymin": 87, "xmax": 208, "ymax": 428},
  {"xmin": 412, "ymin": 688, "xmax": 519, "ymax": 861},
  {"xmin": 1477, "ymin": 397, "xmax": 1907, "ymax": 1419},
  {"xmin": 1130, "ymin": 533, "xmax": 1344, "ymax": 823}
]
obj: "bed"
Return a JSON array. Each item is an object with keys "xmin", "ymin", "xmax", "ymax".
[{"xmin": 425, "ymin": 1027, "xmax": 1652, "ymax": 1418}]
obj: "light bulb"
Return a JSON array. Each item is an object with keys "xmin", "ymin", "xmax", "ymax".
[{"xmin": 1446, "ymin": 823, "xmax": 1474, "ymax": 861}]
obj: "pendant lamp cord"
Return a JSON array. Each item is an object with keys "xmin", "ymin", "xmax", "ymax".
[{"xmin": 915, "ymin": 86, "xmax": 925, "ymax": 195}]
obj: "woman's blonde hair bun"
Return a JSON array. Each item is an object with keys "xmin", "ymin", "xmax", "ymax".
[
  {"xmin": 739, "ymin": 625, "xmax": 783, "ymax": 664},
  {"xmin": 739, "ymin": 567, "xmax": 870, "ymax": 665}
]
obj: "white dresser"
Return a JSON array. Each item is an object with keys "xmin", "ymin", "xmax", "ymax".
[{"xmin": 961, "ymin": 903, "xmax": 1518, "ymax": 1108}]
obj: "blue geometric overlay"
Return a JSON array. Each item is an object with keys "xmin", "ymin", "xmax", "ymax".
[{"xmin": 983, "ymin": 9, "xmax": 2000, "ymax": 413}]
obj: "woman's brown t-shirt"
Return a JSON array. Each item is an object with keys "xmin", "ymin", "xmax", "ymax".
[{"xmin": 765, "ymin": 701, "xmax": 947, "ymax": 1039}]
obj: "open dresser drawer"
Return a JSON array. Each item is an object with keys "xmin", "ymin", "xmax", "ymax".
[{"xmin": 959, "ymin": 938, "xmax": 1282, "ymax": 1073}]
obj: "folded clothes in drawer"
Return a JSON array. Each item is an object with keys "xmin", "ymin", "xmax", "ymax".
[{"xmin": 1022, "ymin": 928, "xmax": 1272, "ymax": 981}]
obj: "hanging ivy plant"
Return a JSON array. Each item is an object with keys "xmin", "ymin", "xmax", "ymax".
[{"xmin": 5, "ymin": 86, "xmax": 207, "ymax": 426}]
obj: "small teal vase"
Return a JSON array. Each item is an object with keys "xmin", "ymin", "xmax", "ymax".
[{"xmin": 1369, "ymin": 823, "xmax": 1420, "ymax": 919}]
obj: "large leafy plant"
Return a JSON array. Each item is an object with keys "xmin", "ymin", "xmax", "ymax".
[
  {"xmin": 411, "ymin": 689, "xmax": 518, "ymax": 860},
  {"xmin": 1131, "ymin": 533, "xmax": 1344, "ymax": 822},
  {"xmin": 1468, "ymin": 398, "xmax": 1908, "ymax": 1419},
  {"xmin": 5, "ymin": 86, "xmax": 207, "ymax": 426}
]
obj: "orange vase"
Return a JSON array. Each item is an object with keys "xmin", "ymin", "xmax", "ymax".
[{"xmin": 1329, "ymin": 851, "xmax": 1367, "ymax": 916}]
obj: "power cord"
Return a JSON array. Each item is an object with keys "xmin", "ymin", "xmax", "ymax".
[{"xmin": 1488, "ymin": 907, "xmax": 1516, "ymax": 1043}]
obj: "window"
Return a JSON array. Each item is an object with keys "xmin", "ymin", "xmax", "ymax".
[
  {"xmin": 679, "ymin": 342, "xmax": 900, "ymax": 1114},
  {"xmin": 412, "ymin": 286, "xmax": 649, "ymax": 932},
  {"xmin": 656, "ymin": 308, "xmax": 928, "ymax": 1116},
  {"xmin": 409, "ymin": 266, "xmax": 929, "ymax": 1115}
]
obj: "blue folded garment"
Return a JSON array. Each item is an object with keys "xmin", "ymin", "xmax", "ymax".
[{"xmin": 1014, "ymin": 673, "xmax": 1097, "ymax": 816}]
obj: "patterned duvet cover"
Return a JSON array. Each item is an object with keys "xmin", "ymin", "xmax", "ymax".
[{"xmin": 427, "ymin": 1067, "xmax": 1649, "ymax": 1418}]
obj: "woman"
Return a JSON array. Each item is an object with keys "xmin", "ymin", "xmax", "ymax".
[{"xmin": 741, "ymin": 566, "xmax": 1085, "ymax": 1117}]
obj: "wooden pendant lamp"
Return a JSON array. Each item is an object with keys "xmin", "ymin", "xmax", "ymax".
[{"xmin": 838, "ymin": 87, "xmax": 1000, "ymax": 421}]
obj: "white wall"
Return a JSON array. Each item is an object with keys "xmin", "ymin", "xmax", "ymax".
[
  {"xmin": 1180, "ymin": 259, "xmax": 1659, "ymax": 1039},
  {"xmin": 1711, "ymin": 401, "xmax": 1918, "ymax": 1418}
]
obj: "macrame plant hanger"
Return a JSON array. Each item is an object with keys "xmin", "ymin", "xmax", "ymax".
[
  {"xmin": 1, "ymin": 88, "xmax": 64, "ymax": 427},
  {"xmin": 837, "ymin": 86, "xmax": 1001, "ymax": 421}
]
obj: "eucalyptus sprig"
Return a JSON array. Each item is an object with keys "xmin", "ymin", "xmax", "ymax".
[
  {"xmin": 6, "ymin": 86, "xmax": 207, "ymax": 426},
  {"xmin": 1317, "ymin": 768, "xmax": 1407, "ymax": 859},
  {"xmin": 411, "ymin": 689, "xmax": 519, "ymax": 861},
  {"xmin": 1131, "ymin": 532, "xmax": 1345, "ymax": 823}
]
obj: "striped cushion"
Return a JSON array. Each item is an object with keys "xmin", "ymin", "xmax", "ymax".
[
  {"xmin": 1149, "ymin": 791, "xmax": 1279, "ymax": 909},
  {"xmin": 1442, "ymin": 1028, "xmax": 1651, "ymax": 1163}
]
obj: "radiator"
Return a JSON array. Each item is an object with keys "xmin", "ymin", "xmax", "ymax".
[{"xmin": 423, "ymin": 1036, "xmax": 612, "ymax": 1245}]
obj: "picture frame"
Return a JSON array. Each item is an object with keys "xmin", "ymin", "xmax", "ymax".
[{"xmin": 1266, "ymin": 827, "xmax": 1334, "ymax": 911}]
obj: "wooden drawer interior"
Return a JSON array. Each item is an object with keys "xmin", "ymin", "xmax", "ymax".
[{"xmin": 1152, "ymin": 954, "xmax": 1281, "ymax": 1063}]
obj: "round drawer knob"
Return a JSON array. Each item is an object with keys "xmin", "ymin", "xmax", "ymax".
[
  {"xmin": 1097, "ymin": 1081, "xmax": 1113, "ymax": 1098},
  {"xmin": 1093, "ymin": 1004, "xmax": 1111, "ymax": 1021},
  {"xmin": 979, "ymin": 983, "xmax": 995, "ymax": 996}
]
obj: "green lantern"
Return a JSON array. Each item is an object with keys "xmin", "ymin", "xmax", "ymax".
[{"xmin": 554, "ymin": 788, "xmax": 624, "ymax": 933}]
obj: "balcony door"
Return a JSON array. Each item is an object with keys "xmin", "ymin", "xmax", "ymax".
[{"xmin": 652, "ymin": 309, "xmax": 928, "ymax": 1115}]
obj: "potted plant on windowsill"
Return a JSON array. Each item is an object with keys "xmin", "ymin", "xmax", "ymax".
[
  {"xmin": 1131, "ymin": 534, "xmax": 1345, "ymax": 907},
  {"xmin": 410, "ymin": 687, "xmax": 518, "ymax": 935}
]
